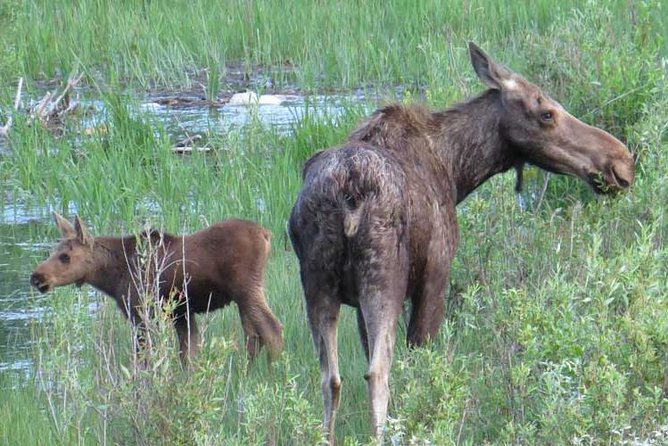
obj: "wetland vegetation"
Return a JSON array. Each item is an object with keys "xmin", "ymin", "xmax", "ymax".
[{"xmin": 0, "ymin": 0, "xmax": 667, "ymax": 444}]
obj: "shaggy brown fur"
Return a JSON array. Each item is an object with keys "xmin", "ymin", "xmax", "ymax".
[
  {"xmin": 31, "ymin": 214, "xmax": 283, "ymax": 363},
  {"xmin": 289, "ymin": 43, "xmax": 635, "ymax": 442}
]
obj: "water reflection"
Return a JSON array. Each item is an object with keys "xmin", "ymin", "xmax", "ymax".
[
  {"xmin": 0, "ymin": 217, "xmax": 50, "ymax": 384},
  {"xmin": 81, "ymin": 93, "xmax": 360, "ymax": 141}
]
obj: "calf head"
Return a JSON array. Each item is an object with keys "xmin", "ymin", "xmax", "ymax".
[
  {"xmin": 469, "ymin": 42, "xmax": 635, "ymax": 193},
  {"xmin": 31, "ymin": 212, "xmax": 95, "ymax": 293}
]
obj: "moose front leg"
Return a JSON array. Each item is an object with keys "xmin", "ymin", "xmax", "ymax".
[
  {"xmin": 174, "ymin": 312, "xmax": 200, "ymax": 365},
  {"xmin": 119, "ymin": 291, "xmax": 158, "ymax": 369},
  {"xmin": 126, "ymin": 307, "xmax": 152, "ymax": 369},
  {"xmin": 408, "ymin": 214, "xmax": 458, "ymax": 347}
]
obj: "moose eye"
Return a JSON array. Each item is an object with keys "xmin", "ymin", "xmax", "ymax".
[
  {"xmin": 59, "ymin": 253, "xmax": 70, "ymax": 264},
  {"xmin": 540, "ymin": 111, "xmax": 554, "ymax": 123}
]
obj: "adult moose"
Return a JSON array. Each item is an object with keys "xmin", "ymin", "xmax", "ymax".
[
  {"xmin": 31, "ymin": 213, "xmax": 284, "ymax": 364},
  {"xmin": 289, "ymin": 43, "xmax": 634, "ymax": 442}
]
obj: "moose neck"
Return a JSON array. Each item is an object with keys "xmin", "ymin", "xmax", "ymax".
[
  {"xmin": 437, "ymin": 89, "xmax": 517, "ymax": 204},
  {"xmin": 86, "ymin": 236, "xmax": 136, "ymax": 299}
]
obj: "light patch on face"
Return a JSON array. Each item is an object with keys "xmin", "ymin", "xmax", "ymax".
[
  {"xmin": 502, "ymin": 78, "xmax": 519, "ymax": 90},
  {"xmin": 554, "ymin": 100, "xmax": 566, "ymax": 113}
]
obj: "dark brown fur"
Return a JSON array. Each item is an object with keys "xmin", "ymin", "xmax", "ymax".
[
  {"xmin": 288, "ymin": 43, "xmax": 635, "ymax": 442},
  {"xmin": 31, "ymin": 215, "xmax": 284, "ymax": 363}
]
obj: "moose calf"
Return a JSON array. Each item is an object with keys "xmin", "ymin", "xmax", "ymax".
[{"xmin": 31, "ymin": 213, "xmax": 284, "ymax": 364}]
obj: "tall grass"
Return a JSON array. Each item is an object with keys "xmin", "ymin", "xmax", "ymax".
[
  {"xmin": 6, "ymin": 0, "xmax": 667, "ymax": 90},
  {"xmin": 1, "ymin": 1, "xmax": 667, "ymax": 444}
]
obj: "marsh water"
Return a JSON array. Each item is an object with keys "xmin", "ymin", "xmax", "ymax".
[
  {"xmin": 0, "ymin": 205, "xmax": 49, "ymax": 384},
  {"xmin": 0, "ymin": 92, "xmax": 362, "ymax": 385}
]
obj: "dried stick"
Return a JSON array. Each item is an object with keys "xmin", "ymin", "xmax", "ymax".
[{"xmin": 0, "ymin": 77, "xmax": 23, "ymax": 137}]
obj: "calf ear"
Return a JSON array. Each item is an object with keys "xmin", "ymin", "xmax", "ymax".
[
  {"xmin": 53, "ymin": 212, "xmax": 76, "ymax": 239},
  {"xmin": 468, "ymin": 42, "xmax": 515, "ymax": 91},
  {"xmin": 74, "ymin": 216, "xmax": 94, "ymax": 248}
]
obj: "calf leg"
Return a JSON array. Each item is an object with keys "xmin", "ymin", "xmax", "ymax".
[
  {"xmin": 238, "ymin": 306, "xmax": 262, "ymax": 361},
  {"xmin": 174, "ymin": 312, "xmax": 200, "ymax": 364},
  {"xmin": 126, "ymin": 304, "xmax": 151, "ymax": 368}
]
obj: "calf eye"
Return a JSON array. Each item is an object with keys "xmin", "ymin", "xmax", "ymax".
[
  {"xmin": 540, "ymin": 111, "xmax": 554, "ymax": 123},
  {"xmin": 59, "ymin": 253, "xmax": 71, "ymax": 264}
]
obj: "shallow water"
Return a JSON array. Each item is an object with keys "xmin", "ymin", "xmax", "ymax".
[
  {"xmin": 138, "ymin": 93, "xmax": 357, "ymax": 135},
  {"xmin": 0, "ymin": 213, "xmax": 50, "ymax": 385}
]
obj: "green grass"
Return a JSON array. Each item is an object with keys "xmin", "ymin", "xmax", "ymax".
[
  {"xmin": 0, "ymin": 378, "xmax": 79, "ymax": 446},
  {"xmin": 5, "ymin": 0, "xmax": 667, "ymax": 90},
  {"xmin": 1, "ymin": 0, "xmax": 668, "ymax": 444}
]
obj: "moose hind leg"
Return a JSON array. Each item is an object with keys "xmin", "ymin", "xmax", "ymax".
[
  {"xmin": 358, "ymin": 256, "xmax": 408, "ymax": 439},
  {"xmin": 304, "ymin": 279, "xmax": 342, "ymax": 443},
  {"xmin": 361, "ymin": 287, "xmax": 404, "ymax": 439}
]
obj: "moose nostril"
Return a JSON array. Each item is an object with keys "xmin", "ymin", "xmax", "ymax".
[
  {"xmin": 30, "ymin": 273, "xmax": 43, "ymax": 286},
  {"xmin": 611, "ymin": 165, "xmax": 631, "ymax": 188}
]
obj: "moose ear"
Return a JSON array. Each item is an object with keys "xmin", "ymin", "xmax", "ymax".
[
  {"xmin": 74, "ymin": 216, "xmax": 94, "ymax": 248},
  {"xmin": 53, "ymin": 212, "xmax": 76, "ymax": 238},
  {"xmin": 468, "ymin": 42, "xmax": 516, "ymax": 91}
]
